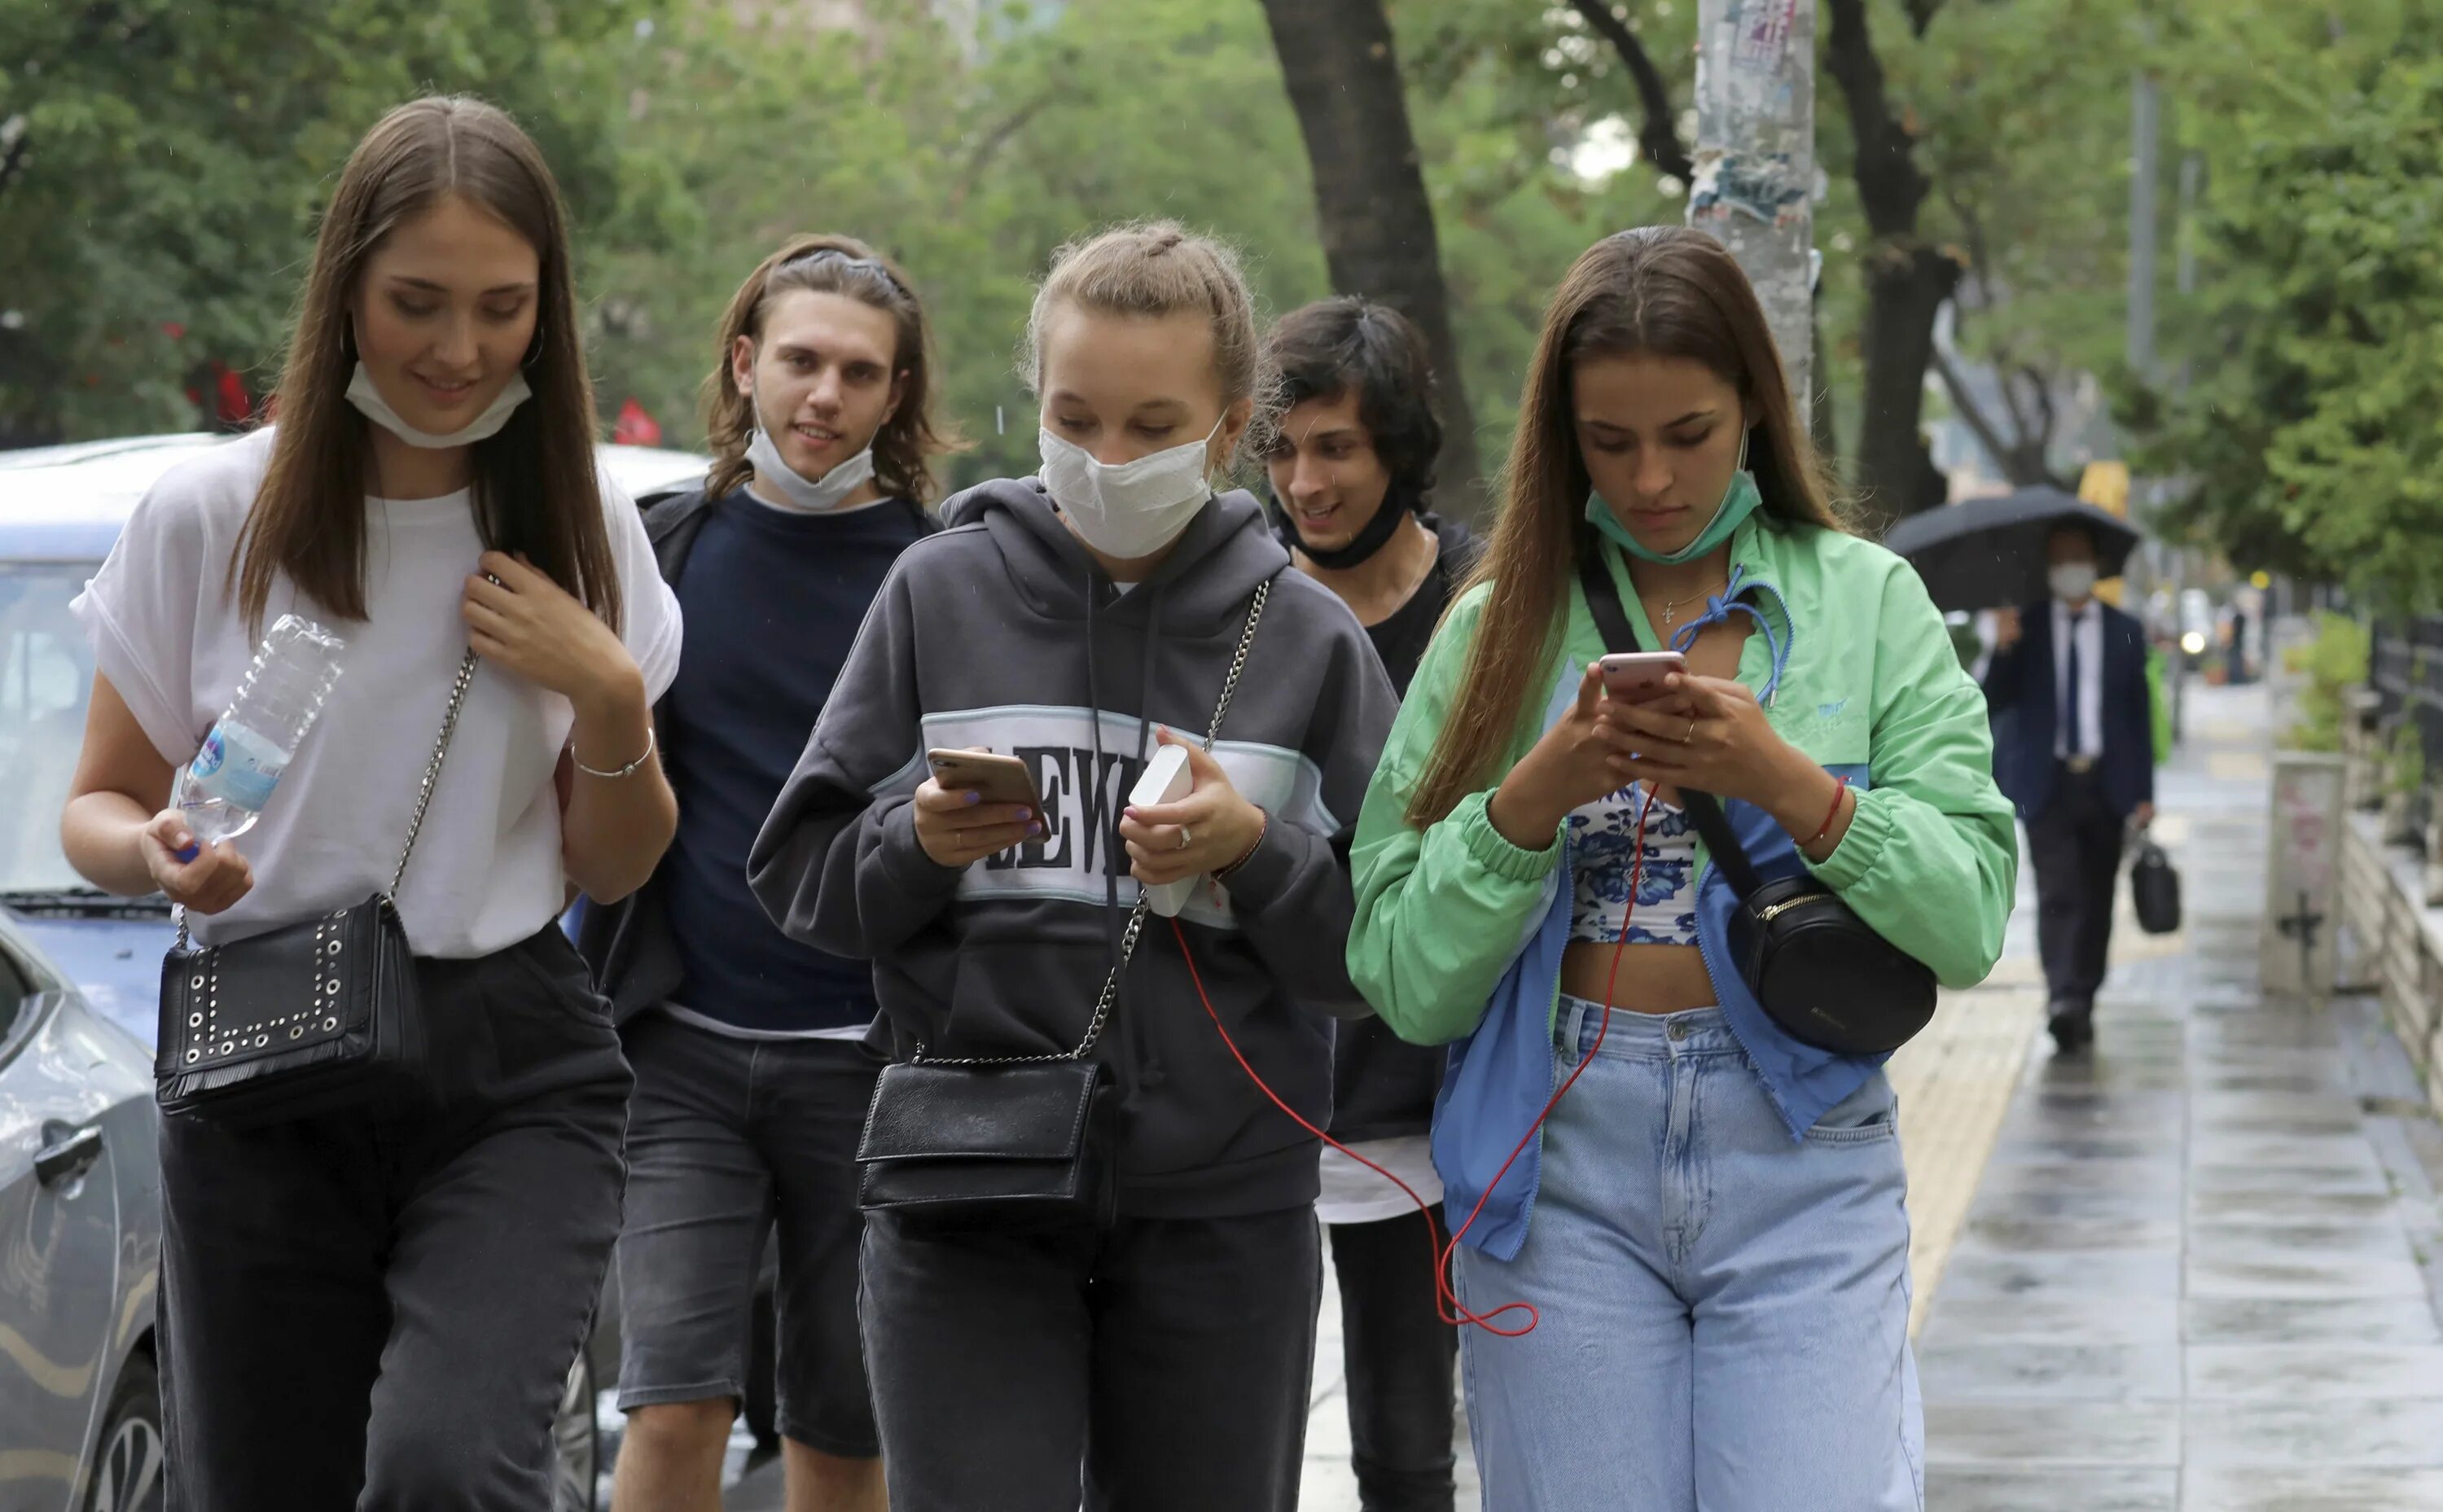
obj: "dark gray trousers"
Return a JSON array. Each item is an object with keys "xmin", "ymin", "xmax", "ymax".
[
  {"xmin": 860, "ymin": 1206, "xmax": 1321, "ymax": 1512},
  {"xmin": 2029, "ymin": 765, "xmax": 2125, "ymax": 1013},
  {"xmin": 157, "ymin": 924, "xmax": 630, "ymax": 1512}
]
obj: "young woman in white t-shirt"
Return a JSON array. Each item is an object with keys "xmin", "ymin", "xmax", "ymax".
[{"xmin": 61, "ymin": 96, "xmax": 682, "ymax": 1512}]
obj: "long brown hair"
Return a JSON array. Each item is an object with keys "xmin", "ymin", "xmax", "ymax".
[
  {"xmin": 235, "ymin": 96, "xmax": 619, "ymax": 634},
  {"xmin": 701, "ymin": 234, "xmax": 952, "ymax": 504},
  {"xmin": 1407, "ymin": 226, "xmax": 1843, "ymax": 827}
]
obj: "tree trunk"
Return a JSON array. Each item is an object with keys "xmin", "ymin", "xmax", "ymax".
[
  {"xmin": 1257, "ymin": 0, "xmax": 1483, "ymax": 508},
  {"xmin": 1825, "ymin": 0, "xmax": 1958, "ymax": 530},
  {"xmin": 1811, "ymin": 267, "xmax": 1841, "ymax": 476},
  {"xmin": 1852, "ymin": 243, "xmax": 1958, "ymax": 532}
]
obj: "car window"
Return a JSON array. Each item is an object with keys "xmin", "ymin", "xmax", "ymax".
[
  {"xmin": 0, "ymin": 940, "xmax": 33, "ymax": 1053},
  {"xmin": 0, "ymin": 563, "xmax": 99, "ymax": 892}
]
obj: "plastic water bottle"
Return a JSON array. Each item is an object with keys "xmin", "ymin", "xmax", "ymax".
[{"xmin": 173, "ymin": 615, "xmax": 346, "ymax": 861}]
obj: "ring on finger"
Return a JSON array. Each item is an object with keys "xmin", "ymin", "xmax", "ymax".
[
  {"xmin": 1685, "ymin": 717, "xmax": 1699, "ymax": 746},
  {"xmin": 1178, "ymin": 826, "xmax": 1193, "ymax": 850}
]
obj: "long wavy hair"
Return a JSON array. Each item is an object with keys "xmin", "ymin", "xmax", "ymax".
[
  {"xmin": 1406, "ymin": 226, "xmax": 1843, "ymax": 827},
  {"xmin": 234, "ymin": 95, "xmax": 619, "ymax": 634},
  {"xmin": 700, "ymin": 234, "xmax": 952, "ymax": 505}
]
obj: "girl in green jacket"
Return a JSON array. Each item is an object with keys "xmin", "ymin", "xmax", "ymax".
[{"xmin": 1345, "ymin": 228, "xmax": 2016, "ymax": 1510}]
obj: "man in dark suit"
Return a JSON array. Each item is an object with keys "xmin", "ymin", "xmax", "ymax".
[{"xmin": 1983, "ymin": 524, "xmax": 2157, "ymax": 1052}]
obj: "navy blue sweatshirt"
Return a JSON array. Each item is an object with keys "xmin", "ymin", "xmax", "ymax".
[{"xmin": 661, "ymin": 489, "xmax": 930, "ymax": 1033}]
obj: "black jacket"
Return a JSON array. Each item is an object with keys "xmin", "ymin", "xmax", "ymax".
[{"xmin": 572, "ymin": 484, "xmax": 939, "ymax": 1021}]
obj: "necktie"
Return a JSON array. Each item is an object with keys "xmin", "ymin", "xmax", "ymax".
[{"xmin": 2063, "ymin": 610, "xmax": 2086, "ymax": 757}]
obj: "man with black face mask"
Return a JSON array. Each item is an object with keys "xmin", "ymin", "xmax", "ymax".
[{"xmin": 1263, "ymin": 298, "xmax": 1478, "ymax": 1512}]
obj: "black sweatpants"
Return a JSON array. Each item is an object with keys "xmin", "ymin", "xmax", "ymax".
[
  {"xmin": 157, "ymin": 924, "xmax": 631, "ymax": 1512},
  {"xmin": 2029, "ymin": 765, "xmax": 2125, "ymax": 1013},
  {"xmin": 860, "ymin": 1206, "xmax": 1322, "ymax": 1512},
  {"xmin": 1330, "ymin": 1205, "xmax": 1459, "ymax": 1512}
]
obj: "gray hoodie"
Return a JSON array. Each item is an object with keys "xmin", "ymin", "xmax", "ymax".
[{"xmin": 748, "ymin": 479, "xmax": 1398, "ymax": 1217}]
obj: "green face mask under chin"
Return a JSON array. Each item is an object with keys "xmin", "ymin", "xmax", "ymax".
[{"xmin": 1586, "ymin": 466, "xmax": 1762, "ymax": 566}]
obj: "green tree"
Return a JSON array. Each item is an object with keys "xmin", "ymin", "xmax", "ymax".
[
  {"xmin": 0, "ymin": 0, "xmax": 661, "ymax": 446},
  {"xmin": 2127, "ymin": 7, "xmax": 2443, "ymax": 606}
]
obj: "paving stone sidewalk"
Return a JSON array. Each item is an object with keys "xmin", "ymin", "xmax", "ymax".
[{"xmin": 1919, "ymin": 681, "xmax": 2443, "ymax": 1512}]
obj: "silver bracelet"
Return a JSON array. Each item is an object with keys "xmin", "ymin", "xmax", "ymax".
[{"xmin": 572, "ymin": 725, "xmax": 656, "ymax": 779}]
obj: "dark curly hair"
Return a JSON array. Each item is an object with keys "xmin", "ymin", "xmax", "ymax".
[{"xmin": 1263, "ymin": 296, "xmax": 1443, "ymax": 497}]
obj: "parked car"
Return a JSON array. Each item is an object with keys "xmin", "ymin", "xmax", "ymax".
[{"xmin": 0, "ymin": 432, "xmax": 712, "ymax": 1511}]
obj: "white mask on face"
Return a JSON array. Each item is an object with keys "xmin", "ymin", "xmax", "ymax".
[
  {"xmin": 1037, "ymin": 415, "xmax": 1225, "ymax": 559},
  {"xmin": 2049, "ymin": 562, "xmax": 2099, "ymax": 603},
  {"xmin": 345, "ymin": 362, "xmax": 531, "ymax": 449},
  {"xmin": 746, "ymin": 423, "xmax": 877, "ymax": 512}
]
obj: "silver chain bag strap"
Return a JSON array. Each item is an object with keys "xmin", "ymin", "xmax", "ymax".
[
  {"xmin": 155, "ymin": 646, "xmax": 480, "ymax": 1125},
  {"xmin": 854, "ymin": 579, "xmax": 1271, "ymax": 1232}
]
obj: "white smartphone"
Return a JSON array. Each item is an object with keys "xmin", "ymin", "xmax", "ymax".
[{"xmin": 1129, "ymin": 744, "xmax": 1196, "ymax": 918}]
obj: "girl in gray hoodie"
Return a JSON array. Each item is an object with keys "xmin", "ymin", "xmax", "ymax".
[{"xmin": 749, "ymin": 222, "xmax": 1398, "ymax": 1511}]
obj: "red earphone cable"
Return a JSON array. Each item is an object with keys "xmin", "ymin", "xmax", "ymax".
[{"xmin": 1171, "ymin": 784, "xmax": 1657, "ymax": 1337}]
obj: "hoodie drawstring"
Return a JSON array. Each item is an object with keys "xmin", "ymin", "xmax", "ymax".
[{"xmin": 1668, "ymin": 564, "xmax": 1792, "ymax": 707}]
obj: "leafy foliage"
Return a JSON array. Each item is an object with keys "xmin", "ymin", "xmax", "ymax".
[{"xmin": 2129, "ymin": 11, "xmax": 2443, "ymax": 607}]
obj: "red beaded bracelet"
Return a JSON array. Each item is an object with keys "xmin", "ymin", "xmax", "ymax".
[{"xmin": 1809, "ymin": 775, "xmax": 1852, "ymax": 846}]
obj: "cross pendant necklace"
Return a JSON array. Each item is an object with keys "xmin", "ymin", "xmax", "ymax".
[{"xmin": 1659, "ymin": 581, "xmax": 1727, "ymax": 629}]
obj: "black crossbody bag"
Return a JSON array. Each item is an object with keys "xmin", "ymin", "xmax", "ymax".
[
  {"xmin": 156, "ymin": 647, "xmax": 479, "ymax": 1125},
  {"xmin": 854, "ymin": 580, "xmax": 1270, "ymax": 1232},
  {"xmin": 1577, "ymin": 550, "xmax": 1937, "ymax": 1055}
]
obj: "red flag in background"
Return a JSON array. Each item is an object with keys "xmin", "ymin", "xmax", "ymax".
[{"xmin": 612, "ymin": 398, "xmax": 662, "ymax": 447}]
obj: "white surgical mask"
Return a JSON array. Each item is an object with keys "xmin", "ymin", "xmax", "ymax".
[
  {"xmin": 2049, "ymin": 562, "xmax": 2099, "ymax": 603},
  {"xmin": 344, "ymin": 362, "xmax": 531, "ymax": 449},
  {"xmin": 1038, "ymin": 416, "xmax": 1223, "ymax": 559},
  {"xmin": 746, "ymin": 423, "xmax": 877, "ymax": 512}
]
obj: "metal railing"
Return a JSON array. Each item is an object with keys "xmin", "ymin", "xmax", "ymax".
[{"xmin": 2370, "ymin": 616, "xmax": 2443, "ymax": 778}]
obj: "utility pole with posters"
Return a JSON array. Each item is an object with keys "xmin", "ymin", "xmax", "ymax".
[{"xmin": 1688, "ymin": 0, "xmax": 1817, "ymax": 408}]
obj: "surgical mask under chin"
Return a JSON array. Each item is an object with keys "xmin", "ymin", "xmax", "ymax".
[
  {"xmin": 746, "ymin": 422, "xmax": 877, "ymax": 512},
  {"xmin": 1038, "ymin": 416, "xmax": 1223, "ymax": 559},
  {"xmin": 1587, "ymin": 454, "xmax": 1763, "ymax": 566},
  {"xmin": 345, "ymin": 362, "xmax": 531, "ymax": 449},
  {"xmin": 2050, "ymin": 562, "xmax": 2099, "ymax": 603}
]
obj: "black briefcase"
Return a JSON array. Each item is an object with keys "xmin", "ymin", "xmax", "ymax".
[{"xmin": 2130, "ymin": 836, "xmax": 2182, "ymax": 936}]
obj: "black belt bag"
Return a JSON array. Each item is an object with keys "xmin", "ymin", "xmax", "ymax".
[
  {"xmin": 156, "ymin": 648, "xmax": 478, "ymax": 1126},
  {"xmin": 854, "ymin": 580, "xmax": 1271, "ymax": 1232},
  {"xmin": 1577, "ymin": 548, "xmax": 1937, "ymax": 1056}
]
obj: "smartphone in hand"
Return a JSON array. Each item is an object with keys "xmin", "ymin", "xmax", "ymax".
[
  {"xmin": 925, "ymin": 749, "xmax": 1050, "ymax": 835},
  {"xmin": 1598, "ymin": 651, "xmax": 1687, "ymax": 705}
]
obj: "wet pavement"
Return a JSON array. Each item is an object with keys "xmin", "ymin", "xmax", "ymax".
[
  {"xmin": 713, "ymin": 681, "xmax": 2443, "ymax": 1510},
  {"xmin": 1919, "ymin": 682, "xmax": 2443, "ymax": 1510}
]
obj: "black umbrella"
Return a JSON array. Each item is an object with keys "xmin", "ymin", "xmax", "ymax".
[{"xmin": 1880, "ymin": 487, "xmax": 2142, "ymax": 613}]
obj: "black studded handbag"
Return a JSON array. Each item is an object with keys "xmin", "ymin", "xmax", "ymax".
[{"xmin": 155, "ymin": 648, "xmax": 479, "ymax": 1126}]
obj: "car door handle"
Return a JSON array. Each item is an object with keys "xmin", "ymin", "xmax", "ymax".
[{"xmin": 34, "ymin": 1120, "xmax": 104, "ymax": 1187}]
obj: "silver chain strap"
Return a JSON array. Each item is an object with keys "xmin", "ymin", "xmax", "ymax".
[
  {"xmin": 174, "ymin": 646, "xmax": 480, "ymax": 951},
  {"xmin": 390, "ymin": 647, "xmax": 481, "ymax": 897},
  {"xmin": 919, "ymin": 577, "xmax": 1271, "ymax": 1067}
]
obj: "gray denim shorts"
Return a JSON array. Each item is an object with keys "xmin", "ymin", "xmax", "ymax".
[{"xmin": 613, "ymin": 1010, "xmax": 884, "ymax": 1457}]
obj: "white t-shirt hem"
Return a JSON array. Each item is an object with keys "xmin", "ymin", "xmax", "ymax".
[{"xmin": 658, "ymin": 1001, "xmax": 875, "ymax": 1043}]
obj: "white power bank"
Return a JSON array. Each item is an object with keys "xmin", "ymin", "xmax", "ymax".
[{"xmin": 1129, "ymin": 743, "xmax": 1197, "ymax": 918}]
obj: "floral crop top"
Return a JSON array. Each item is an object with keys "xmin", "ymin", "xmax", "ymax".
[{"xmin": 1567, "ymin": 782, "xmax": 1702, "ymax": 946}]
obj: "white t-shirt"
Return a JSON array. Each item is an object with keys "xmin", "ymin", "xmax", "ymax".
[
  {"xmin": 1316, "ymin": 1135, "xmax": 1445, "ymax": 1226},
  {"xmin": 72, "ymin": 427, "xmax": 682, "ymax": 958}
]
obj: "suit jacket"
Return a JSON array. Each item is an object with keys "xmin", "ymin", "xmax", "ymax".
[{"xmin": 1980, "ymin": 598, "xmax": 2153, "ymax": 822}]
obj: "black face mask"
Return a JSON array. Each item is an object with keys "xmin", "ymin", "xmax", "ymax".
[{"xmin": 1271, "ymin": 478, "xmax": 1419, "ymax": 571}]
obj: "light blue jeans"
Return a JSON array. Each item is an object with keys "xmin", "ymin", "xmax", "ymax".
[{"xmin": 1454, "ymin": 997, "xmax": 1923, "ymax": 1510}]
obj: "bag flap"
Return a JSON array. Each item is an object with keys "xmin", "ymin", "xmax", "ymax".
[{"xmin": 858, "ymin": 1061, "xmax": 1100, "ymax": 1164}]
